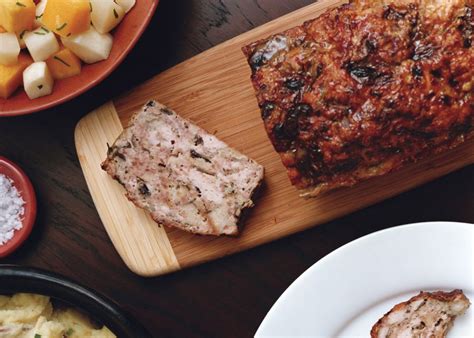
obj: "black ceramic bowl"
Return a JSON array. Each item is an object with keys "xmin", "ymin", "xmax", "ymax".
[{"xmin": 0, "ymin": 265, "xmax": 151, "ymax": 338}]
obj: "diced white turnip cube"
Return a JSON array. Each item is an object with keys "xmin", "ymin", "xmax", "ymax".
[
  {"xmin": 116, "ymin": 0, "xmax": 136, "ymax": 13},
  {"xmin": 61, "ymin": 27, "xmax": 113, "ymax": 64},
  {"xmin": 34, "ymin": 0, "xmax": 48, "ymax": 27},
  {"xmin": 0, "ymin": 33, "xmax": 21, "ymax": 66},
  {"xmin": 23, "ymin": 61, "xmax": 54, "ymax": 99},
  {"xmin": 90, "ymin": 0, "xmax": 125, "ymax": 34},
  {"xmin": 24, "ymin": 27, "xmax": 60, "ymax": 61}
]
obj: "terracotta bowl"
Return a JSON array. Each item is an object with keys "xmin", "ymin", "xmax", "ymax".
[
  {"xmin": 0, "ymin": 0, "xmax": 159, "ymax": 117},
  {"xmin": 0, "ymin": 157, "xmax": 37, "ymax": 258}
]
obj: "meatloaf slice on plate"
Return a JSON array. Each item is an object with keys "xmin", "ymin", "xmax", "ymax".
[{"xmin": 371, "ymin": 290, "xmax": 471, "ymax": 338}]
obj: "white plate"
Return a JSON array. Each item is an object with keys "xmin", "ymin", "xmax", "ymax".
[{"xmin": 256, "ymin": 222, "xmax": 474, "ymax": 337}]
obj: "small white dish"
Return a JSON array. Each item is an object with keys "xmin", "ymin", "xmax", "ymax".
[{"xmin": 256, "ymin": 222, "xmax": 474, "ymax": 337}]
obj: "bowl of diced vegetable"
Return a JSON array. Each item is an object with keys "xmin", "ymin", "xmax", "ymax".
[{"xmin": 0, "ymin": 0, "xmax": 159, "ymax": 116}]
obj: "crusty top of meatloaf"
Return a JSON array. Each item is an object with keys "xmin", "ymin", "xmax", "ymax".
[
  {"xmin": 243, "ymin": 0, "xmax": 473, "ymax": 197},
  {"xmin": 102, "ymin": 101, "xmax": 264, "ymax": 236}
]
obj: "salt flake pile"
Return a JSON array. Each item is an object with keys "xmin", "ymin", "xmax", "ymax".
[{"xmin": 0, "ymin": 174, "xmax": 25, "ymax": 245}]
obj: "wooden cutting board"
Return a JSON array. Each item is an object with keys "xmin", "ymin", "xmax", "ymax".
[{"xmin": 75, "ymin": 0, "xmax": 474, "ymax": 277}]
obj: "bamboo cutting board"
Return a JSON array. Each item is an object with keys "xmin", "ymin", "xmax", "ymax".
[{"xmin": 75, "ymin": 0, "xmax": 474, "ymax": 277}]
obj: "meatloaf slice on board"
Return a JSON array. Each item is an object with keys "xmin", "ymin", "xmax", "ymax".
[{"xmin": 102, "ymin": 101, "xmax": 264, "ymax": 236}]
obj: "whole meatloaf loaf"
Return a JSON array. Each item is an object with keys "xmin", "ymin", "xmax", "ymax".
[
  {"xmin": 102, "ymin": 101, "xmax": 264, "ymax": 236},
  {"xmin": 243, "ymin": 0, "xmax": 474, "ymax": 197}
]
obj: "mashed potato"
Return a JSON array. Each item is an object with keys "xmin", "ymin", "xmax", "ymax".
[{"xmin": 0, "ymin": 293, "xmax": 116, "ymax": 338}]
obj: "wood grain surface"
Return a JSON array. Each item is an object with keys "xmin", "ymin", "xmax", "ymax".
[
  {"xmin": 1, "ymin": 1, "xmax": 473, "ymax": 337},
  {"xmin": 75, "ymin": 102, "xmax": 180, "ymax": 276},
  {"xmin": 76, "ymin": 0, "xmax": 474, "ymax": 277}
]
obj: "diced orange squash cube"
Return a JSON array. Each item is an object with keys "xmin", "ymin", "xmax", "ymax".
[
  {"xmin": 46, "ymin": 48, "xmax": 81, "ymax": 80},
  {"xmin": 42, "ymin": 0, "xmax": 90, "ymax": 37},
  {"xmin": 0, "ymin": 0, "xmax": 36, "ymax": 33},
  {"xmin": 0, "ymin": 53, "xmax": 33, "ymax": 98},
  {"xmin": 0, "ymin": 26, "xmax": 6, "ymax": 33}
]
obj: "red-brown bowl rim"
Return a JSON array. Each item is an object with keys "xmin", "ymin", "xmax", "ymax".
[
  {"xmin": 0, "ymin": 156, "xmax": 37, "ymax": 258},
  {"xmin": 0, "ymin": 0, "xmax": 159, "ymax": 117}
]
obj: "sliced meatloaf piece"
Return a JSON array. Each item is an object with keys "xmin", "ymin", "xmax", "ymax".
[
  {"xmin": 371, "ymin": 290, "xmax": 471, "ymax": 338},
  {"xmin": 101, "ymin": 100, "xmax": 264, "ymax": 236}
]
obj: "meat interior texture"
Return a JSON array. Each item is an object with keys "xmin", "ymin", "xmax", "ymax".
[
  {"xmin": 243, "ymin": 0, "xmax": 474, "ymax": 197},
  {"xmin": 102, "ymin": 101, "xmax": 264, "ymax": 236},
  {"xmin": 371, "ymin": 290, "xmax": 471, "ymax": 338}
]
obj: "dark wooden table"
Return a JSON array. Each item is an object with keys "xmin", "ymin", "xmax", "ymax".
[{"xmin": 1, "ymin": 1, "xmax": 473, "ymax": 337}]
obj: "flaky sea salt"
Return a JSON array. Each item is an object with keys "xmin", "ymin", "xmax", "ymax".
[{"xmin": 0, "ymin": 174, "xmax": 25, "ymax": 245}]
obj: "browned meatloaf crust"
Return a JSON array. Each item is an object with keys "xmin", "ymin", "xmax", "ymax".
[
  {"xmin": 371, "ymin": 290, "xmax": 471, "ymax": 338},
  {"xmin": 243, "ymin": 0, "xmax": 474, "ymax": 197}
]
